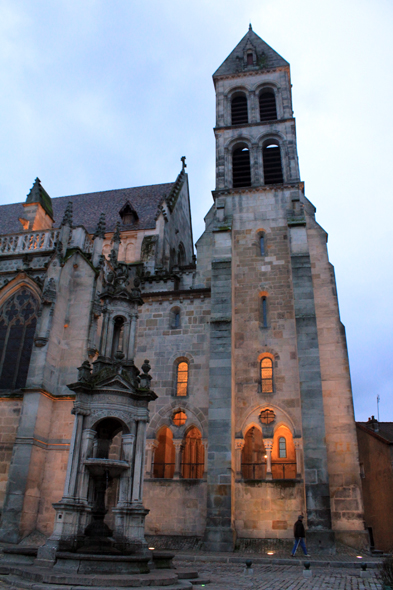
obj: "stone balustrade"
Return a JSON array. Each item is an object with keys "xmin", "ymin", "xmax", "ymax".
[{"xmin": 0, "ymin": 227, "xmax": 93, "ymax": 256}]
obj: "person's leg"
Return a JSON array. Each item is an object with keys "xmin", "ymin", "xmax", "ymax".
[
  {"xmin": 299, "ymin": 538, "xmax": 308, "ymax": 555},
  {"xmin": 291, "ymin": 538, "xmax": 300, "ymax": 556}
]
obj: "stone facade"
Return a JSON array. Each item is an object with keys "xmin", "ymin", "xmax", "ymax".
[{"xmin": 0, "ymin": 28, "xmax": 366, "ymax": 551}]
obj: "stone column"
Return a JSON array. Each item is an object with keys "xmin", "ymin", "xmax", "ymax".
[
  {"xmin": 128, "ymin": 312, "xmax": 138, "ymax": 360},
  {"xmin": 104, "ymin": 315, "xmax": 115, "ymax": 358},
  {"xmin": 294, "ymin": 439, "xmax": 302, "ymax": 479},
  {"xmin": 264, "ymin": 440, "xmax": 273, "ymax": 480},
  {"xmin": 99, "ymin": 307, "xmax": 109, "ymax": 356},
  {"xmin": 78, "ymin": 428, "xmax": 96, "ymax": 501},
  {"xmin": 173, "ymin": 440, "xmax": 183, "ymax": 480},
  {"xmin": 118, "ymin": 433, "xmax": 135, "ymax": 506},
  {"xmin": 249, "ymin": 90, "xmax": 257, "ymax": 123},
  {"xmin": 145, "ymin": 439, "xmax": 157, "ymax": 479},
  {"xmin": 251, "ymin": 143, "xmax": 260, "ymax": 186},
  {"xmin": 131, "ymin": 420, "xmax": 147, "ymax": 505},
  {"xmin": 63, "ymin": 407, "xmax": 89, "ymax": 500},
  {"xmin": 235, "ymin": 439, "xmax": 245, "ymax": 479},
  {"xmin": 122, "ymin": 319, "xmax": 131, "ymax": 359},
  {"xmin": 202, "ymin": 440, "xmax": 208, "ymax": 477}
]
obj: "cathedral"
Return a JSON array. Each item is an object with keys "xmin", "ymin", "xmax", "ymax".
[{"xmin": 0, "ymin": 27, "xmax": 366, "ymax": 552}]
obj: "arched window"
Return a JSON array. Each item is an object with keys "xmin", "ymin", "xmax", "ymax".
[
  {"xmin": 176, "ymin": 361, "xmax": 189, "ymax": 396},
  {"xmin": 241, "ymin": 427, "xmax": 266, "ymax": 480},
  {"xmin": 263, "ymin": 143, "xmax": 283, "ymax": 185},
  {"xmin": 233, "ymin": 146, "xmax": 251, "ymax": 188},
  {"xmin": 261, "ymin": 297, "xmax": 268, "ymax": 327},
  {"xmin": 260, "ymin": 357, "xmax": 273, "ymax": 393},
  {"xmin": 153, "ymin": 426, "xmax": 175, "ymax": 479},
  {"xmin": 181, "ymin": 426, "xmax": 204, "ymax": 479},
  {"xmin": 259, "ymin": 232, "xmax": 265, "ymax": 256},
  {"xmin": 112, "ymin": 316, "xmax": 125, "ymax": 356},
  {"xmin": 231, "ymin": 94, "xmax": 248, "ymax": 125},
  {"xmin": 279, "ymin": 437, "xmax": 286, "ymax": 458},
  {"xmin": 170, "ymin": 307, "xmax": 181, "ymax": 329},
  {"xmin": 246, "ymin": 52, "xmax": 253, "ymax": 66},
  {"xmin": 259, "ymin": 89, "xmax": 277, "ymax": 121},
  {"xmin": 0, "ymin": 288, "xmax": 39, "ymax": 390}
]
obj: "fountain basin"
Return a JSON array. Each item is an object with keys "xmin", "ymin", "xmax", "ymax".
[{"xmin": 84, "ymin": 459, "xmax": 129, "ymax": 478}]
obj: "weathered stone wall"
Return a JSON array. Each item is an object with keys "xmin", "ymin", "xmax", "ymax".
[
  {"xmin": 235, "ymin": 481, "xmax": 303, "ymax": 538},
  {"xmin": 307, "ymin": 211, "xmax": 365, "ymax": 541},
  {"xmin": 0, "ymin": 399, "xmax": 22, "ymax": 509},
  {"xmin": 144, "ymin": 480, "xmax": 207, "ymax": 536}
]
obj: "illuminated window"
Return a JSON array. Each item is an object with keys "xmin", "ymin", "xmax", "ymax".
[
  {"xmin": 0, "ymin": 289, "xmax": 39, "ymax": 390},
  {"xmin": 181, "ymin": 427, "xmax": 204, "ymax": 479},
  {"xmin": 260, "ymin": 357, "xmax": 273, "ymax": 393},
  {"xmin": 153, "ymin": 426, "xmax": 175, "ymax": 479},
  {"xmin": 242, "ymin": 427, "xmax": 266, "ymax": 480},
  {"xmin": 279, "ymin": 437, "xmax": 287, "ymax": 458},
  {"xmin": 176, "ymin": 361, "xmax": 189, "ymax": 396},
  {"xmin": 260, "ymin": 409, "xmax": 275, "ymax": 425},
  {"xmin": 173, "ymin": 410, "xmax": 187, "ymax": 426}
]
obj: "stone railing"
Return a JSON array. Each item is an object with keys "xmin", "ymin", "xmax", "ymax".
[
  {"xmin": 0, "ymin": 230, "xmax": 60, "ymax": 255},
  {"xmin": 0, "ymin": 227, "xmax": 93, "ymax": 256}
]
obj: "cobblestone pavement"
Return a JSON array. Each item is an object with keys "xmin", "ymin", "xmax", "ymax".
[{"xmin": 175, "ymin": 561, "xmax": 383, "ymax": 590}]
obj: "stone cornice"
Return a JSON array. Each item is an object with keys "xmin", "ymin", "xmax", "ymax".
[
  {"xmin": 213, "ymin": 65, "xmax": 290, "ymax": 85},
  {"xmin": 214, "ymin": 117, "xmax": 294, "ymax": 132},
  {"xmin": 142, "ymin": 288, "xmax": 211, "ymax": 302},
  {"xmin": 212, "ymin": 181, "xmax": 304, "ymax": 199}
]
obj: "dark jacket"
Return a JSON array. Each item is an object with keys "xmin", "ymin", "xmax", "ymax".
[{"xmin": 294, "ymin": 520, "xmax": 305, "ymax": 538}]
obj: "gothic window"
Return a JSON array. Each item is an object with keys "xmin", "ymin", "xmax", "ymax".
[
  {"xmin": 247, "ymin": 52, "xmax": 253, "ymax": 66},
  {"xmin": 153, "ymin": 426, "xmax": 175, "ymax": 479},
  {"xmin": 231, "ymin": 93, "xmax": 248, "ymax": 125},
  {"xmin": 241, "ymin": 427, "xmax": 266, "ymax": 479},
  {"xmin": 233, "ymin": 146, "xmax": 251, "ymax": 188},
  {"xmin": 119, "ymin": 201, "xmax": 138, "ymax": 225},
  {"xmin": 181, "ymin": 426, "xmax": 204, "ymax": 479},
  {"xmin": 176, "ymin": 360, "xmax": 189, "ymax": 397},
  {"xmin": 259, "ymin": 89, "xmax": 277, "ymax": 121},
  {"xmin": 263, "ymin": 143, "xmax": 283, "ymax": 185},
  {"xmin": 169, "ymin": 307, "xmax": 181, "ymax": 329},
  {"xmin": 112, "ymin": 316, "xmax": 125, "ymax": 356},
  {"xmin": 0, "ymin": 289, "xmax": 39, "ymax": 390},
  {"xmin": 279, "ymin": 437, "xmax": 287, "ymax": 458},
  {"xmin": 260, "ymin": 357, "xmax": 273, "ymax": 393}
]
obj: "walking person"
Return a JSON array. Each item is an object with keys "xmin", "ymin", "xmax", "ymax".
[{"xmin": 291, "ymin": 515, "xmax": 309, "ymax": 556}]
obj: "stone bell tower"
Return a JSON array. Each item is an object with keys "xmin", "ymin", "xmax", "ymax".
[{"xmin": 201, "ymin": 25, "xmax": 365, "ymax": 552}]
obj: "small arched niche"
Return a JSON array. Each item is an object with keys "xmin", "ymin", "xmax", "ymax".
[
  {"xmin": 92, "ymin": 417, "xmax": 129, "ymax": 460},
  {"xmin": 111, "ymin": 316, "xmax": 125, "ymax": 357},
  {"xmin": 181, "ymin": 426, "xmax": 204, "ymax": 479},
  {"xmin": 232, "ymin": 143, "xmax": 251, "ymax": 188},
  {"xmin": 271, "ymin": 425, "xmax": 296, "ymax": 479}
]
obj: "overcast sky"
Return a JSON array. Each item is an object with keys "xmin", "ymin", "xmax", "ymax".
[{"xmin": 0, "ymin": 0, "xmax": 392, "ymax": 421}]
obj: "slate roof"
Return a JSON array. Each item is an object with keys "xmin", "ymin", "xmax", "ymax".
[
  {"xmin": 0, "ymin": 182, "xmax": 175, "ymax": 236},
  {"xmin": 213, "ymin": 27, "xmax": 289, "ymax": 79},
  {"xmin": 357, "ymin": 422, "xmax": 393, "ymax": 444}
]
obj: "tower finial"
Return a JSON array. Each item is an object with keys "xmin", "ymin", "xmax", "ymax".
[
  {"xmin": 181, "ymin": 156, "xmax": 187, "ymax": 171},
  {"xmin": 93, "ymin": 212, "xmax": 106, "ymax": 240},
  {"xmin": 249, "ymin": 23, "xmax": 252, "ymax": 31},
  {"xmin": 60, "ymin": 201, "xmax": 73, "ymax": 228}
]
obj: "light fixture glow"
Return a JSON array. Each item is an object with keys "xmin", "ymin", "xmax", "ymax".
[
  {"xmin": 267, "ymin": 551, "xmax": 274, "ymax": 555},
  {"xmin": 356, "ymin": 556, "xmax": 362, "ymax": 559},
  {"xmin": 149, "ymin": 547, "xmax": 155, "ymax": 550}
]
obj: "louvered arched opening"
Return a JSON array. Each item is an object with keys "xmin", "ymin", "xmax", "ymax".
[
  {"xmin": 232, "ymin": 145, "xmax": 251, "ymax": 188},
  {"xmin": 263, "ymin": 143, "xmax": 283, "ymax": 185},
  {"xmin": 259, "ymin": 89, "xmax": 277, "ymax": 121},
  {"xmin": 231, "ymin": 94, "xmax": 248, "ymax": 125}
]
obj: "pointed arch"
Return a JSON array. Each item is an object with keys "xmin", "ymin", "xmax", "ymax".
[
  {"xmin": 181, "ymin": 425, "xmax": 204, "ymax": 479},
  {"xmin": 0, "ymin": 285, "xmax": 40, "ymax": 390},
  {"xmin": 153, "ymin": 425, "xmax": 175, "ymax": 479}
]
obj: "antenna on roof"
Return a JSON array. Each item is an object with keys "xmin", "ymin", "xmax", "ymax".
[{"xmin": 377, "ymin": 395, "xmax": 380, "ymax": 421}]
